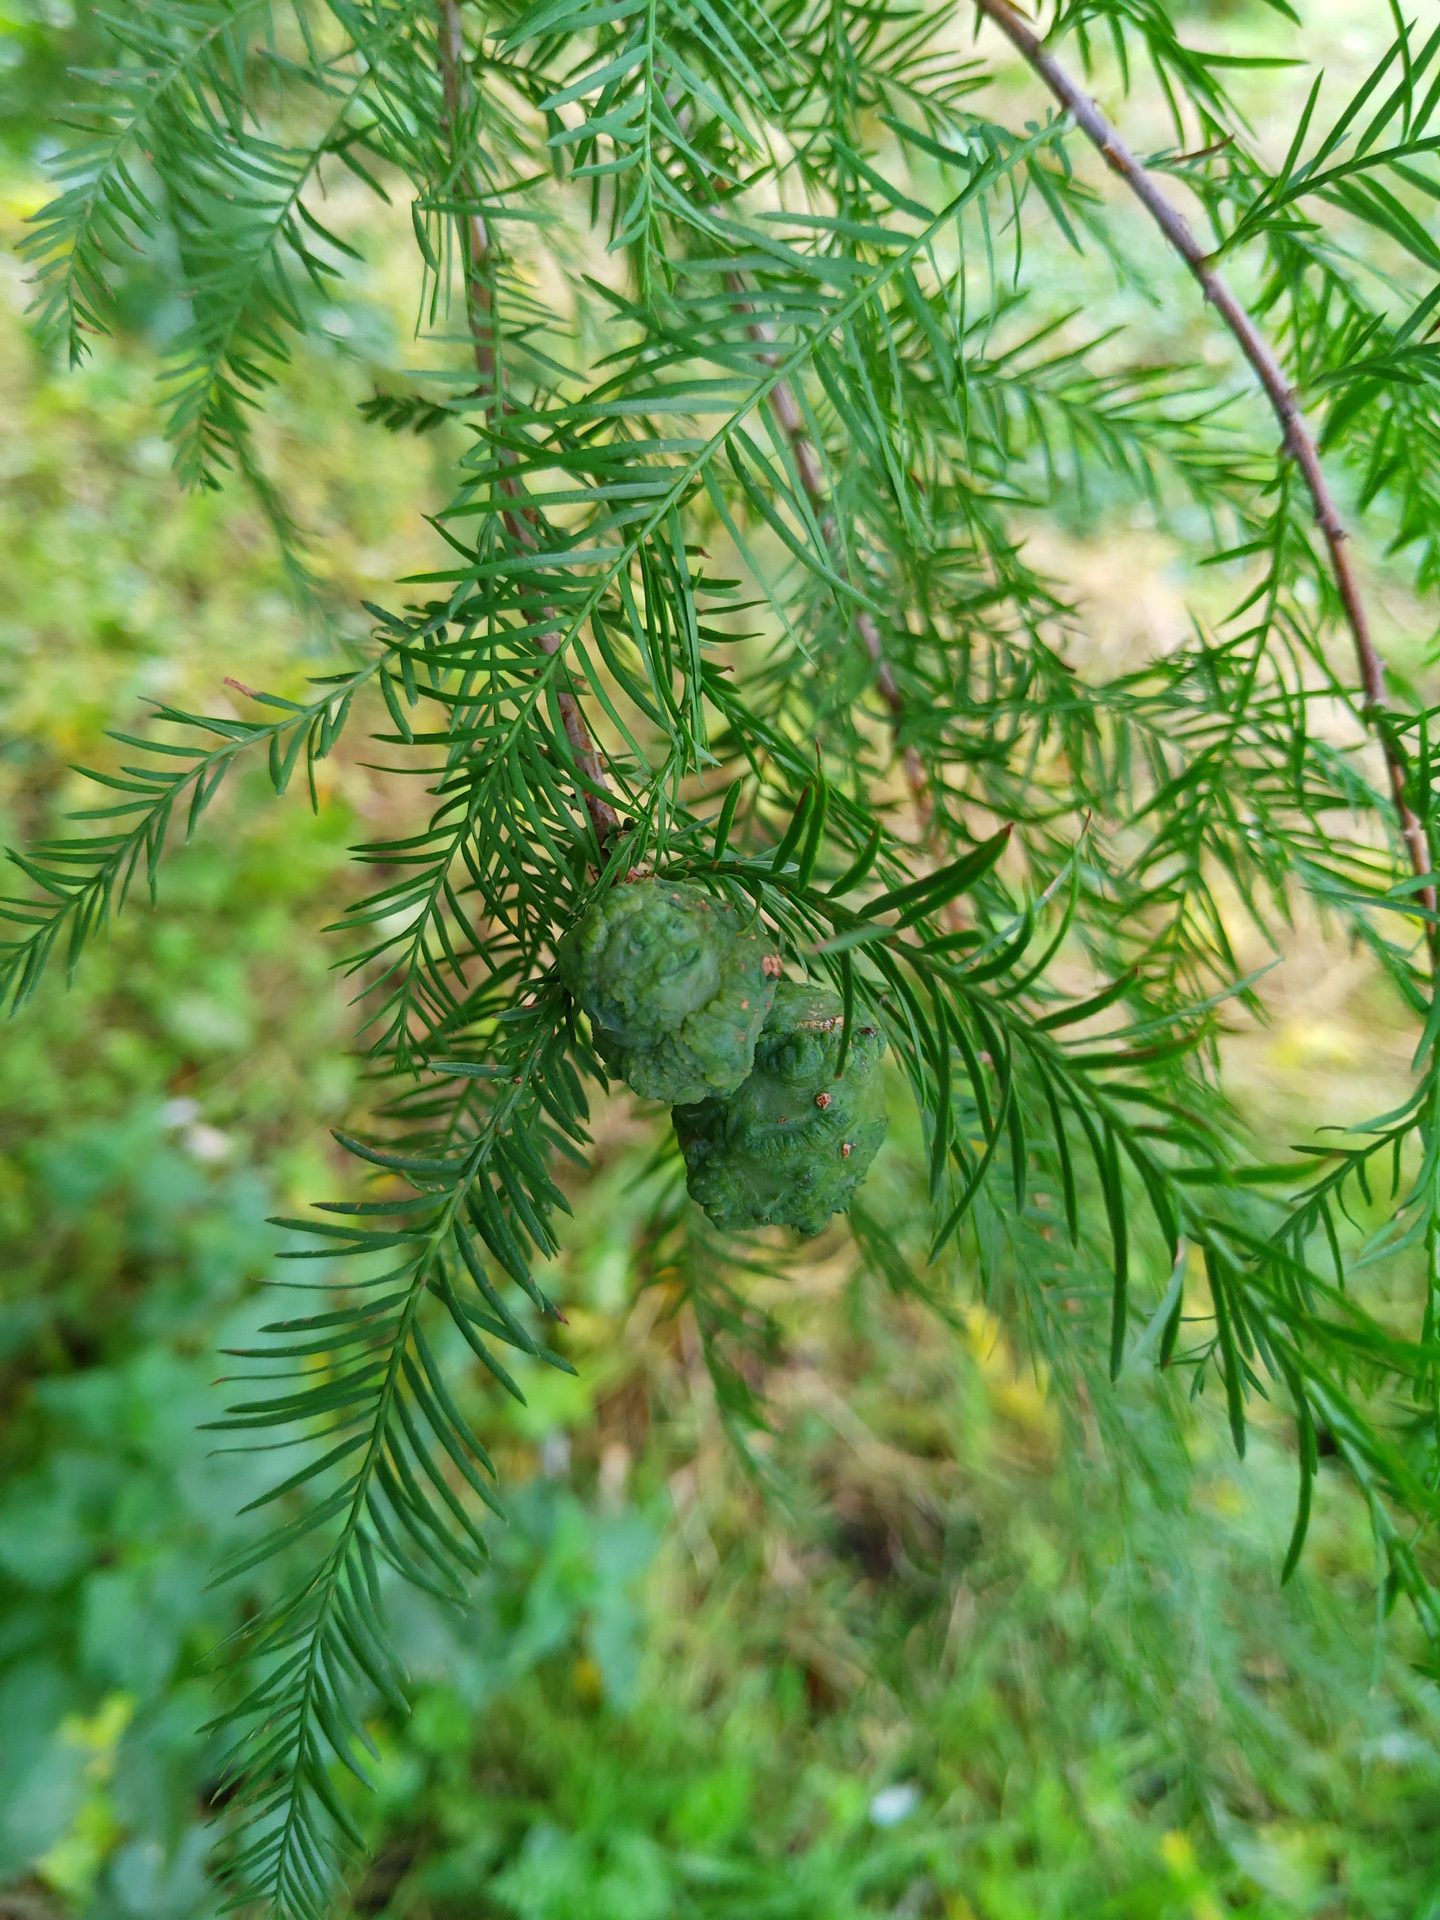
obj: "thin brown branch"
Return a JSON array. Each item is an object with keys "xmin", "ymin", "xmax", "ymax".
[
  {"xmin": 437, "ymin": 0, "xmax": 622, "ymax": 845},
  {"xmin": 659, "ymin": 81, "xmax": 938, "ymax": 828},
  {"xmin": 974, "ymin": 0, "xmax": 1436, "ymax": 931},
  {"xmin": 743, "ymin": 298, "xmax": 933, "ymax": 823}
]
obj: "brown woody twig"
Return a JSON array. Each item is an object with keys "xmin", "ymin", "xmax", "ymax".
[
  {"xmin": 438, "ymin": 0, "xmax": 622, "ymax": 844},
  {"xmin": 746, "ymin": 299, "xmax": 934, "ymax": 824},
  {"xmin": 664, "ymin": 86, "xmax": 940, "ymax": 830},
  {"xmin": 974, "ymin": 0, "xmax": 1437, "ymax": 931}
]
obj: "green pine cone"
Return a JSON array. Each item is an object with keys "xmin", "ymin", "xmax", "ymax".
[
  {"xmin": 673, "ymin": 979, "xmax": 888, "ymax": 1235},
  {"xmin": 560, "ymin": 876, "xmax": 780, "ymax": 1104}
]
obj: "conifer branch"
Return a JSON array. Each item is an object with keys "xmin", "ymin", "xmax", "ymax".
[
  {"xmin": 746, "ymin": 302, "xmax": 936, "ymax": 825},
  {"xmin": 0, "ymin": 662, "xmax": 384, "ymax": 1011},
  {"xmin": 973, "ymin": 0, "xmax": 1437, "ymax": 933},
  {"xmin": 668, "ymin": 90, "xmax": 939, "ymax": 829},
  {"xmin": 437, "ymin": 0, "xmax": 622, "ymax": 846}
]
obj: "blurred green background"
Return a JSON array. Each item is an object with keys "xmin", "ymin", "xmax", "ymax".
[{"xmin": 3, "ymin": 3, "xmax": 1440, "ymax": 1917}]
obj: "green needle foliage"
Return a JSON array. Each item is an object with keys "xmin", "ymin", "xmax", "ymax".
[{"xmin": 8, "ymin": 0, "xmax": 1440, "ymax": 1913}]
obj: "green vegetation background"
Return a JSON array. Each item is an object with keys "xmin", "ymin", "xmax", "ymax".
[{"xmin": 2, "ymin": 4, "xmax": 1439, "ymax": 1916}]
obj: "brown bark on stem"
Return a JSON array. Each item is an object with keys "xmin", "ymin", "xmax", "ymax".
[
  {"xmin": 437, "ymin": 0, "xmax": 622, "ymax": 845},
  {"xmin": 743, "ymin": 297, "xmax": 932, "ymax": 822},
  {"xmin": 665, "ymin": 83, "xmax": 937, "ymax": 826},
  {"xmin": 973, "ymin": 0, "xmax": 1436, "ymax": 932}
]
